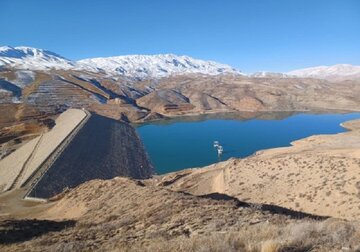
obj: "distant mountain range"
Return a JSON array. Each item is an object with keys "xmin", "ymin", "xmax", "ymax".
[
  {"xmin": 250, "ymin": 72, "xmax": 290, "ymax": 78},
  {"xmin": 0, "ymin": 46, "xmax": 241, "ymax": 79},
  {"xmin": 0, "ymin": 46, "xmax": 359, "ymax": 81},
  {"xmin": 288, "ymin": 64, "xmax": 360, "ymax": 80}
]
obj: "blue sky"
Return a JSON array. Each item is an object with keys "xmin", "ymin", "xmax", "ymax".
[{"xmin": 0, "ymin": 0, "xmax": 359, "ymax": 73}]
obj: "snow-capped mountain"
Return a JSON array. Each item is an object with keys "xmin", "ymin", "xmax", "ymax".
[
  {"xmin": 288, "ymin": 64, "xmax": 360, "ymax": 80},
  {"xmin": 2, "ymin": 46, "xmax": 359, "ymax": 81},
  {"xmin": 0, "ymin": 46, "xmax": 75, "ymax": 70},
  {"xmin": 0, "ymin": 46, "xmax": 241, "ymax": 79},
  {"xmin": 250, "ymin": 71, "xmax": 290, "ymax": 78},
  {"xmin": 77, "ymin": 54, "xmax": 241, "ymax": 79}
]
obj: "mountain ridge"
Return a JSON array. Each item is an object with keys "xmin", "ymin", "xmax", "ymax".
[
  {"xmin": 0, "ymin": 46, "xmax": 75, "ymax": 70},
  {"xmin": 1, "ymin": 46, "xmax": 360, "ymax": 81},
  {"xmin": 77, "ymin": 53, "xmax": 242, "ymax": 79},
  {"xmin": 0, "ymin": 46, "xmax": 242, "ymax": 79},
  {"xmin": 288, "ymin": 64, "xmax": 360, "ymax": 80}
]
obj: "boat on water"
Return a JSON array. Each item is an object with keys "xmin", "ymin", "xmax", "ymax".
[
  {"xmin": 217, "ymin": 145, "xmax": 223, "ymax": 155},
  {"xmin": 213, "ymin": 141, "xmax": 223, "ymax": 155}
]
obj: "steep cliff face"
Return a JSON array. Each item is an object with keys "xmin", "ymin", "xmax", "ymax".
[{"xmin": 28, "ymin": 114, "xmax": 153, "ymax": 198}]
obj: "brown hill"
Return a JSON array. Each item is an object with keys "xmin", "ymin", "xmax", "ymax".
[
  {"xmin": 1, "ymin": 70, "xmax": 360, "ymax": 126},
  {"xmin": 1, "ymin": 177, "xmax": 360, "ymax": 251},
  {"xmin": 1, "ymin": 69, "xmax": 360, "ymax": 157}
]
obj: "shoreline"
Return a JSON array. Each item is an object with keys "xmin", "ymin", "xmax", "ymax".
[
  {"xmin": 157, "ymin": 118, "xmax": 360, "ymax": 220},
  {"xmin": 137, "ymin": 112, "xmax": 360, "ymax": 176},
  {"xmin": 133, "ymin": 108, "xmax": 360, "ymax": 126}
]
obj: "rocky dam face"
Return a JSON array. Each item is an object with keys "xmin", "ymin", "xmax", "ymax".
[{"xmin": 28, "ymin": 113, "xmax": 153, "ymax": 198}]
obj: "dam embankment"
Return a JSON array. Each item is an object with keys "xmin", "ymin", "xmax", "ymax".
[
  {"xmin": 28, "ymin": 113, "xmax": 152, "ymax": 198},
  {"xmin": 0, "ymin": 109, "xmax": 88, "ymax": 192}
]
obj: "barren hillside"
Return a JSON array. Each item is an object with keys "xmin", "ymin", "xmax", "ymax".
[
  {"xmin": 1, "ymin": 67, "xmax": 360, "ymax": 158},
  {"xmin": 1, "ymin": 177, "xmax": 360, "ymax": 252}
]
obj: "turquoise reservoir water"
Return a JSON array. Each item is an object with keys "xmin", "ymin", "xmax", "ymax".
[{"xmin": 136, "ymin": 112, "xmax": 360, "ymax": 174}]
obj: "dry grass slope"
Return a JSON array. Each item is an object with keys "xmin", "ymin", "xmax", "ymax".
[{"xmin": 0, "ymin": 178, "xmax": 360, "ymax": 251}]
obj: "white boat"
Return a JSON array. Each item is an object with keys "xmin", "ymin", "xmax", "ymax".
[
  {"xmin": 213, "ymin": 141, "xmax": 219, "ymax": 148},
  {"xmin": 217, "ymin": 145, "xmax": 223, "ymax": 155}
]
